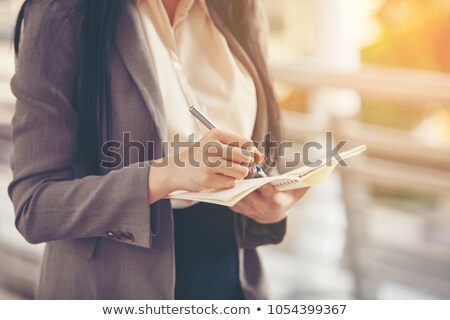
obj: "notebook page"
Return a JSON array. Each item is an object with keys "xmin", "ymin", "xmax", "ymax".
[
  {"xmin": 167, "ymin": 176, "xmax": 279, "ymax": 205},
  {"xmin": 281, "ymin": 145, "xmax": 367, "ymax": 177},
  {"xmin": 167, "ymin": 145, "xmax": 367, "ymax": 205}
]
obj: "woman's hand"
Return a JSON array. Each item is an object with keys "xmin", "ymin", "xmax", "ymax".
[
  {"xmin": 231, "ymin": 184, "xmax": 310, "ymax": 224},
  {"xmin": 147, "ymin": 129, "xmax": 264, "ymax": 204}
]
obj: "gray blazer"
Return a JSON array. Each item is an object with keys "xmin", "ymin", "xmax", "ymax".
[{"xmin": 8, "ymin": 0, "xmax": 286, "ymax": 299}]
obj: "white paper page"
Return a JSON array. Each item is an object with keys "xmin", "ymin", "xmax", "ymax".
[
  {"xmin": 168, "ymin": 176, "xmax": 277, "ymax": 202},
  {"xmin": 167, "ymin": 145, "xmax": 367, "ymax": 205},
  {"xmin": 282, "ymin": 145, "xmax": 367, "ymax": 177}
]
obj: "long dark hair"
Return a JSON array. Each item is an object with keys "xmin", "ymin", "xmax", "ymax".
[
  {"xmin": 14, "ymin": 0, "xmax": 121, "ymax": 175},
  {"xmin": 14, "ymin": 0, "xmax": 279, "ymax": 174}
]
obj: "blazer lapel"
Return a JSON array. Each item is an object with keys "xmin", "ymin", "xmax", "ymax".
[{"xmin": 115, "ymin": 0, "xmax": 168, "ymax": 144}]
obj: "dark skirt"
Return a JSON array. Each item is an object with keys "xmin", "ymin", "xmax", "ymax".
[{"xmin": 173, "ymin": 202, "xmax": 245, "ymax": 300}]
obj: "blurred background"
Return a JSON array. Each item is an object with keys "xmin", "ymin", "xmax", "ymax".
[{"xmin": 0, "ymin": 0, "xmax": 449, "ymax": 299}]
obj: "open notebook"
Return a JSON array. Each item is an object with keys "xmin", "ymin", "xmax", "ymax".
[{"xmin": 167, "ymin": 145, "xmax": 367, "ymax": 207}]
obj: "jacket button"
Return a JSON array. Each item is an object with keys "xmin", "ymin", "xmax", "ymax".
[
  {"xmin": 124, "ymin": 232, "xmax": 135, "ymax": 243},
  {"xmin": 106, "ymin": 231, "xmax": 116, "ymax": 239},
  {"xmin": 116, "ymin": 231, "xmax": 127, "ymax": 240}
]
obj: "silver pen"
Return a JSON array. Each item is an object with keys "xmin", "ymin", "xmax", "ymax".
[{"xmin": 189, "ymin": 105, "xmax": 267, "ymax": 178}]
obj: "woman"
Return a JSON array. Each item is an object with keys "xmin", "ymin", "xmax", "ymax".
[{"xmin": 9, "ymin": 0, "xmax": 308, "ymax": 299}]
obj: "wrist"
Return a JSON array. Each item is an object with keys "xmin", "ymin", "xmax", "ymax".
[
  {"xmin": 147, "ymin": 160, "xmax": 177, "ymax": 204},
  {"xmin": 164, "ymin": 158, "xmax": 182, "ymax": 192}
]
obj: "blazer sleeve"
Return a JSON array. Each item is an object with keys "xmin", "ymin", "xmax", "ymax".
[{"xmin": 8, "ymin": 0, "xmax": 156, "ymax": 249}]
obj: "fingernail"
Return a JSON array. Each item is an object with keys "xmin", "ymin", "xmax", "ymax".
[
  {"xmin": 242, "ymin": 148, "xmax": 252, "ymax": 157},
  {"xmin": 254, "ymin": 154, "xmax": 266, "ymax": 164}
]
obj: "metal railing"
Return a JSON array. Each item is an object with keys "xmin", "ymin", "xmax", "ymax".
[
  {"xmin": 272, "ymin": 61, "xmax": 450, "ymax": 298},
  {"xmin": 272, "ymin": 60, "xmax": 450, "ymax": 104}
]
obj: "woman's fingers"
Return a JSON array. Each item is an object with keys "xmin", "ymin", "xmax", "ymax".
[
  {"xmin": 244, "ymin": 146, "xmax": 266, "ymax": 164},
  {"xmin": 283, "ymin": 187, "xmax": 310, "ymax": 199},
  {"xmin": 178, "ymin": 128, "xmax": 270, "ymax": 192},
  {"xmin": 204, "ymin": 142, "xmax": 254, "ymax": 165},
  {"xmin": 205, "ymin": 128, "xmax": 265, "ymax": 164},
  {"xmin": 202, "ymin": 172, "xmax": 237, "ymax": 189},
  {"xmin": 231, "ymin": 194, "xmax": 259, "ymax": 217},
  {"xmin": 212, "ymin": 158, "xmax": 249, "ymax": 180},
  {"xmin": 256, "ymin": 183, "xmax": 277, "ymax": 198},
  {"xmin": 231, "ymin": 185, "xmax": 312, "ymax": 224}
]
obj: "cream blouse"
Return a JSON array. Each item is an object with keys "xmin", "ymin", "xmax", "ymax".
[
  {"xmin": 137, "ymin": 0, "xmax": 257, "ymax": 144},
  {"xmin": 137, "ymin": 0, "xmax": 258, "ymax": 207}
]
